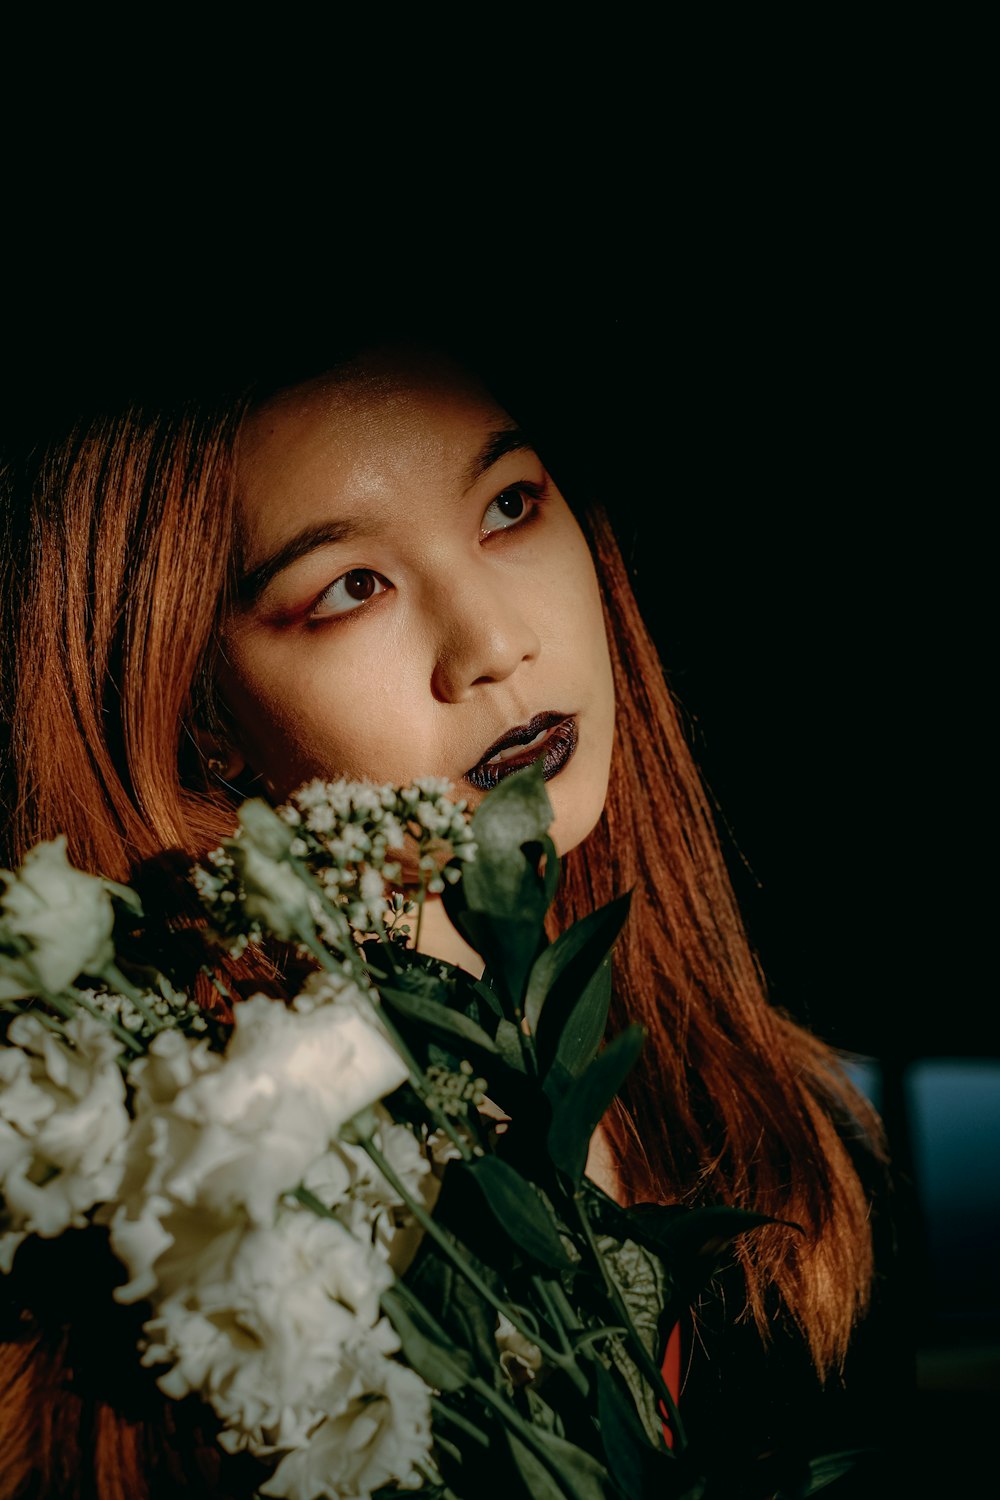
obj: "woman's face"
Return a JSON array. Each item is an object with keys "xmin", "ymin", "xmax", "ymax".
[{"xmin": 215, "ymin": 346, "xmax": 616, "ymax": 857}]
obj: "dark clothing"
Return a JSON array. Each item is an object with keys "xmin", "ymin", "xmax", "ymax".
[{"xmin": 676, "ymin": 1136, "xmax": 914, "ymax": 1497}]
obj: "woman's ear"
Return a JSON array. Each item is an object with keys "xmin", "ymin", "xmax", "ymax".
[{"xmin": 190, "ymin": 725, "xmax": 247, "ymax": 782}]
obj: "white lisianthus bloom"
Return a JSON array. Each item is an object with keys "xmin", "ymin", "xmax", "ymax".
[
  {"xmin": 136, "ymin": 1209, "xmax": 406, "ymax": 1460},
  {"xmin": 128, "ymin": 1027, "xmax": 222, "ymax": 1111},
  {"xmin": 290, "ymin": 966, "xmax": 369, "ymax": 1017},
  {"xmin": 0, "ymin": 837, "xmax": 136, "ymax": 999},
  {"xmin": 0, "ymin": 1012, "xmax": 130, "ymax": 1263},
  {"xmin": 261, "ymin": 1332, "xmax": 433, "ymax": 1500},
  {"xmin": 107, "ymin": 992, "xmax": 408, "ymax": 1297},
  {"xmin": 0, "ymin": 1117, "xmax": 32, "ymax": 1272},
  {"xmin": 301, "ymin": 1107, "xmax": 431, "ymax": 1258}
]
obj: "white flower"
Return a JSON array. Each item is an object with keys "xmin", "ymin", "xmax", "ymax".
[
  {"xmin": 0, "ymin": 1012, "xmax": 130, "ymax": 1255},
  {"xmin": 134, "ymin": 1207, "xmax": 409, "ymax": 1463},
  {"xmin": 300, "ymin": 1108, "xmax": 431, "ymax": 1261},
  {"xmin": 128, "ymin": 1027, "xmax": 222, "ymax": 1111},
  {"xmin": 219, "ymin": 994, "xmax": 408, "ymax": 1155},
  {"xmin": 107, "ymin": 993, "xmax": 408, "ymax": 1298},
  {"xmin": 290, "ymin": 966, "xmax": 370, "ymax": 1017},
  {"xmin": 0, "ymin": 837, "xmax": 134, "ymax": 998},
  {"xmin": 261, "ymin": 1334, "xmax": 433, "ymax": 1500}
]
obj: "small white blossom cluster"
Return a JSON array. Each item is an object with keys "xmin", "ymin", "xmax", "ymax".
[
  {"xmin": 191, "ymin": 779, "xmax": 476, "ymax": 958},
  {"xmin": 82, "ymin": 984, "xmax": 209, "ymax": 1036},
  {"xmin": 425, "ymin": 1059, "xmax": 489, "ymax": 1119},
  {"xmin": 95, "ymin": 976, "xmax": 433, "ymax": 1499},
  {"xmin": 0, "ymin": 1011, "xmax": 130, "ymax": 1272},
  {"xmin": 282, "ymin": 776, "xmax": 477, "ymax": 926}
]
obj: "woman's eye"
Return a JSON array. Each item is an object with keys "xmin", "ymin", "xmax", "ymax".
[
  {"xmin": 480, "ymin": 485, "xmax": 539, "ymax": 538},
  {"xmin": 309, "ymin": 569, "xmax": 390, "ymax": 621}
]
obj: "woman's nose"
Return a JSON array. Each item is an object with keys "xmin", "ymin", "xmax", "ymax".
[{"xmin": 430, "ymin": 577, "xmax": 541, "ymax": 704}]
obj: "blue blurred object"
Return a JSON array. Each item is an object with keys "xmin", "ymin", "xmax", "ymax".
[{"xmin": 906, "ymin": 1058, "xmax": 1000, "ymax": 1337}]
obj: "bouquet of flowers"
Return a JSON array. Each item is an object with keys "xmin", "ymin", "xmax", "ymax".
[{"xmin": 0, "ymin": 765, "xmax": 854, "ymax": 1500}]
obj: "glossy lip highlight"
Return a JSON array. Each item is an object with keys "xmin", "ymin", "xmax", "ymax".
[{"xmin": 463, "ymin": 711, "xmax": 578, "ymax": 791}]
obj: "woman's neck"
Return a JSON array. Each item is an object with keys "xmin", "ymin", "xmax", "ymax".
[{"xmin": 414, "ymin": 896, "xmax": 485, "ymax": 977}]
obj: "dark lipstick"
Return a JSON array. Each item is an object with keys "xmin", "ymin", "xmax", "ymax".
[{"xmin": 463, "ymin": 711, "xmax": 578, "ymax": 791}]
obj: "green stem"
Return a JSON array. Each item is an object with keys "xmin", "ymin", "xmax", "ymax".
[
  {"xmin": 391, "ymin": 1281, "xmax": 599, "ymax": 1500},
  {"xmin": 290, "ymin": 861, "xmax": 372, "ymax": 993},
  {"xmin": 430, "ymin": 1396, "xmax": 490, "ymax": 1449},
  {"xmin": 571, "ymin": 1191, "xmax": 687, "ymax": 1452},
  {"xmin": 101, "ymin": 962, "xmax": 168, "ymax": 1034},
  {"xmin": 414, "ymin": 868, "xmax": 428, "ymax": 952},
  {"xmin": 35, "ymin": 986, "xmax": 146, "ymax": 1057},
  {"xmin": 36, "ymin": 990, "xmax": 79, "ymax": 1023},
  {"xmin": 299, "ymin": 931, "xmax": 472, "ymax": 1163},
  {"xmin": 200, "ymin": 965, "xmax": 235, "ymax": 1005},
  {"xmin": 6, "ymin": 1003, "xmax": 67, "ymax": 1038},
  {"xmin": 466, "ymin": 1371, "xmax": 603, "ymax": 1500},
  {"xmin": 412, "ymin": 1455, "xmax": 445, "ymax": 1488},
  {"xmin": 546, "ymin": 1278, "xmax": 584, "ymax": 1334},
  {"xmin": 70, "ymin": 989, "xmax": 148, "ymax": 1056},
  {"xmin": 531, "ymin": 1274, "xmax": 572, "ymax": 1357},
  {"xmin": 358, "ymin": 1132, "xmax": 587, "ymax": 1395},
  {"xmin": 373, "ymin": 905, "xmax": 400, "ymax": 975}
]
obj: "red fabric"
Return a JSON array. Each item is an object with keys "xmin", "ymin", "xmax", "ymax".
[{"xmin": 658, "ymin": 1319, "xmax": 682, "ymax": 1449}]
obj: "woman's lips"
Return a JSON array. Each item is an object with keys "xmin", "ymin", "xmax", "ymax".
[{"xmin": 463, "ymin": 712, "xmax": 579, "ymax": 791}]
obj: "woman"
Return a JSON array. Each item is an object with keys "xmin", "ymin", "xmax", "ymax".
[{"xmin": 0, "ymin": 330, "xmax": 894, "ymax": 1496}]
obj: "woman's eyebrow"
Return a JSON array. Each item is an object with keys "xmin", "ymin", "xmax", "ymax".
[
  {"xmin": 461, "ymin": 425, "xmax": 533, "ymax": 491},
  {"xmin": 236, "ymin": 518, "xmax": 358, "ymax": 607},
  {"xmin": 236, "ymin": 426, "xmax": 535, "ymax": 609}
]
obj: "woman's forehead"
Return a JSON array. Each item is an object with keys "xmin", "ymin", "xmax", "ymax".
[
  {"xmin": 241, "ymin": 345, "xmax": 504, "ymax": 452},
  {"xmin": 233, "ymin": 346, "xmax": 520, "ymax": 547}
]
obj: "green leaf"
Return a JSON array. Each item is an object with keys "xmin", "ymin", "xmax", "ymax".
[
  {"xmin": 404, "ymin": 1169, "xmax": 517, "ymax": 1362},
  {"xmin": 774, "ymin": 1448, "xmax": 869, "ymax": 1498},
  {"xmin": 547, "ymin": 1027, "xmax": 646, "ymax": 1186},
  {"xmin": 463, "ymin": 1156, "xmax": 578, "ymax": 1272},
  {"xmin": 380, "ymin": 1286, "xmax": 475, "ymax": 1393},
  {"xmin": 105, "ymin": 877, "xmax": 144, "ymax": 918},
  {"xmin": 379, "ymin": 984, "xmax": 499, "ymax": 1055},
  {"xmin": 462, "ymin": 760, "xmax": 555, "ymax": 917},
  {"xmin": 543, "ymin": 959, "xmax": 612, "ymax": 1107},
  {"xmin": 614, "ymin": 1202, "xmax": 782, "ymax": 1322},
  {"xmin": 622, "ymin": 1202, "xmax": 780, "ymax": 1257},
  {"xmin": 597, "ymin": 1236, "xmax": 666, "ymax": 1363},
  {"xmin": 594, "ymin": 1234, "xmax": 672, "ymax": 1450},
  {"xmin": 490, "ymin": 1016, "xmax": 527, "ymax": 1073},
  {"xmin": 504, "ymin": 1425, "xmax": 610, "ymax": 1500},
  {"xmin": 469, "ymin": 977, "xmax": 505, "ymax": 1020},
  {"xmin": 525, "ymin": 891, "xmax": 631, "ymax": 1040},
  {"xmin": 592, "ymin": 1360, "xmax": 665, "ymax": 1500},
  {"xmin": 458, "ymin": 910, "xmax": 546, "ymax": 1011}
]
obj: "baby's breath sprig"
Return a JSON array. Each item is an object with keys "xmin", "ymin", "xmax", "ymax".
[
  {"xmin": 79, "ymin": 983, "xmax": 210, "ymax": 1040},
  {"xmin": 193, "ymin": 777, "xmax": 477, "ymax": 965},
  {"xmin": 425, "ymin": 1059, "xmax": 490, "ymax": 1119}
]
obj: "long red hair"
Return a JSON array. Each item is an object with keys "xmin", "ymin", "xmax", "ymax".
[{"xmin": 0, "ymin": 378, "xmax": 884, "ymax": 1497}]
